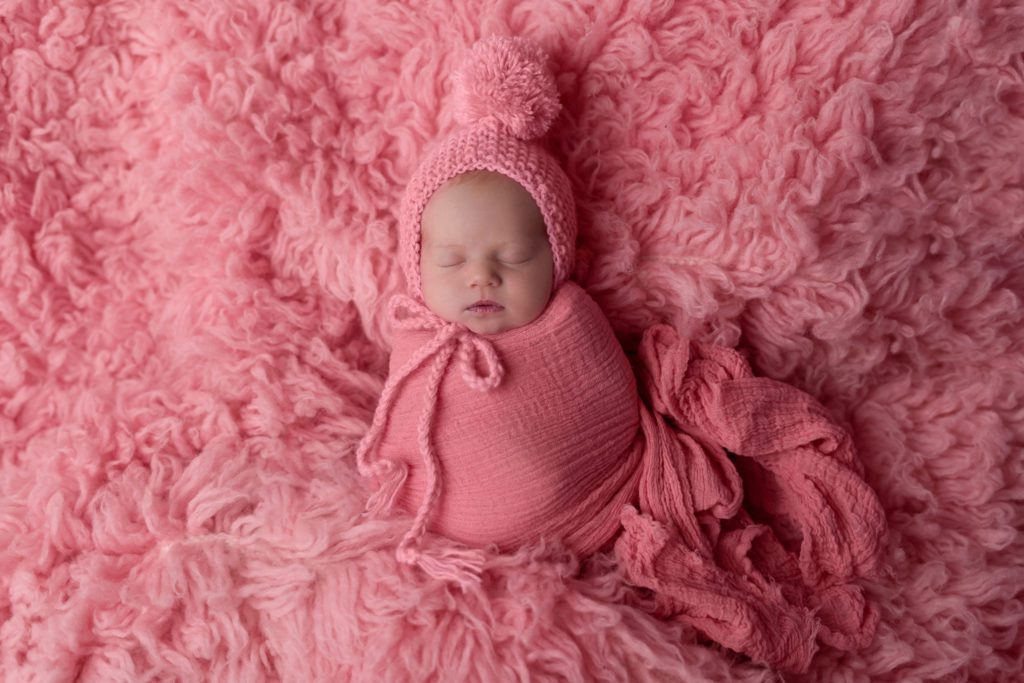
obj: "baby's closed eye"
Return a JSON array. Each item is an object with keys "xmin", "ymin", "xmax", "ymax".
[{"xmin": 437, "ymin": 254, "xmax": 533, "ymax": 267}]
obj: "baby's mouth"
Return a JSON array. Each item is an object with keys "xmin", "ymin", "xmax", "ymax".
[{"xmin": 466, "ymin": 301, "xmax": 504, "ymax": 314}]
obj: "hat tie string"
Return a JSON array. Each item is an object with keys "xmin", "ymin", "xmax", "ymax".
[{"xmin": 355, "ymin": 293, "xmax": 504, "ymax": 589}]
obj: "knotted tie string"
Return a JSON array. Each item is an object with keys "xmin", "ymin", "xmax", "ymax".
[{"xmin": 355, "ymin": 293, "xmax": 505, "ymax": 590}]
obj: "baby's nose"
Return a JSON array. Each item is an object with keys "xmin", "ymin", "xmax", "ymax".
[{"xmin": 467, "ymin": 261, "xmax": 501, "ymax": 287}]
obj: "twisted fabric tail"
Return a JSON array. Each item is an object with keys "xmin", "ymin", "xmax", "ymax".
[
  {"xmin": 355, "ymin": 298, "xmax": 457, "ymax": 516},
  {"xmin": 363, "ymin": 459, "xmax": 408, "ymax": 518},
  {"xmin": 617, "ymin": 322, "xmax": 888, "ymax": 674}
]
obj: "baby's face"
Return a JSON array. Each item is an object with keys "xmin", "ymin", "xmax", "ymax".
[{"xmin": 420, "ymin": 171, "xmax": 553, "ymax": 336}]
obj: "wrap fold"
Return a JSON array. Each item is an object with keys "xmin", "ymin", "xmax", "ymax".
[{"xmin": 356, "ymin": 281, "xmax": 887, "ymax": 673}]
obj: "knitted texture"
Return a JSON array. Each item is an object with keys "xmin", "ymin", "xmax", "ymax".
[
  {"xmin": 398, "ymin": 36, "xmax": 577, "ymax": 302},
  {"xmin": 355, "ymin": 281, "xmax": 888, "ymax": 673}
]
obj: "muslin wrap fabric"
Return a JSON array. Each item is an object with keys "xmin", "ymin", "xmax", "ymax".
[{"xmin": 356, "ymin": 281, "xmax": 887, "ymax": 673}]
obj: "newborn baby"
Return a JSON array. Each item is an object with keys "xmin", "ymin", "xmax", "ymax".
[
  {"xmin": 356, "ymin": 36, "xmax": 887, "ymax": 674},
  {"xmin": 371, "ymin": 159, "xmax": 642, "ymax": 565},
  {"xmin": 356, "ymin": 35, "xmax": 642, "ymax": 580},
  {"xmin": 419, "ymin": 169, "xmax": 553, "ymax": 336}
]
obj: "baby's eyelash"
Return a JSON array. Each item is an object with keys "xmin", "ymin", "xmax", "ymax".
[{"xmin": 436, "ymin": 257, "xmax": 532, "ymax": 268}]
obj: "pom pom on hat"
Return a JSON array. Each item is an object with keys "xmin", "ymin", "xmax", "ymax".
[
  {"xmin": 399, "ymin": 36, "xmax": 578, "ymax": 303},
  {"xmin": 453, "ymin": 36, "xmax": 561, "ymax": 140}
]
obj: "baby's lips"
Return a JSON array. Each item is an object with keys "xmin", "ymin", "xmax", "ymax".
[{"xmin": 467, "ymin": 301, "xmax": 503, "ymax": 310}]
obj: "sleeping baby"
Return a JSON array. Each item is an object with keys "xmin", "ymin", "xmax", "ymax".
[
  {"xmin": 355, "ymin": 36, "xmax": 888, "ymax": 674},
  {"xmin": 420, "ymin": 168, "xmax": 553, "ymax": 337}
]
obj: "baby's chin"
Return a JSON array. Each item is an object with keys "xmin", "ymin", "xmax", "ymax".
[
  {"xmin": 456, "ymin": 307, "xmax": 516, "ymax": 335},
  {"xmin": 463, "ymin": 316, "xmax": 515, "ymax": 335}
]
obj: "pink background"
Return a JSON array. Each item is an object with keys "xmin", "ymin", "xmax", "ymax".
[{"xmin": 1, "ymin": 0, "xmax": 1021, "ymax": 680}]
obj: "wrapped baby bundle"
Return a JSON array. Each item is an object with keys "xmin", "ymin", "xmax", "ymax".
[
  {"xmin": 358, "ymin": 281, "xmax": 887, "ymax": 672},
  {"xmin": 361, "ymin": 281, "xmax": 644, "ymax": 561},
  {"xmin": 356, "ymin": 36, "xmax": 888, "ymax": 674}
]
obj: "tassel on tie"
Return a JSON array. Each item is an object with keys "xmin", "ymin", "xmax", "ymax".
[{"xmin": 397, "ymin": 542, "xmax": 486, "ymax": 592}]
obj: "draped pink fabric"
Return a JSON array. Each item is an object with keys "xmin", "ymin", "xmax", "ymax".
[{"xmin": 357, "ymin": 281, "xmax": 887, "ymax": 673}]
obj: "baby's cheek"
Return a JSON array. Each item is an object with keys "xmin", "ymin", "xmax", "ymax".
[
  {"xmin": 419, "ymin": 270, "xmax": 441, "ymax": 306},
  {"xmin": 421, "ymin": 265, "xmax": 441, "ymax": 289}
]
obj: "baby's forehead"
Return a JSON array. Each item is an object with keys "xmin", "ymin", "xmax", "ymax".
[
  {"xmin": 420, "ymin": 170, "xmax": 548, "ymax": 248},
  {"xmin": 422, "ymin": 223, "xmax": 540, "ymax": 246}
]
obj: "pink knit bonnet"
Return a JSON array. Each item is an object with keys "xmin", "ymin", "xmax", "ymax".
[{"xmin": 398, "ymin": 36, "xmax": 577, "ymax": 302}]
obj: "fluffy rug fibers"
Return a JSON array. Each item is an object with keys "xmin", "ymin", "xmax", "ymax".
[{"xmin": 1, "ymin": 0, "xmax": 1022, "ymax": 681}]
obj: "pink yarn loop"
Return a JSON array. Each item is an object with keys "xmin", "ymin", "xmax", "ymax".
[
  {"xmin": 387, "ymin": 293, "xmax": 440, "ymax": 331},
  {"xmin": 387, "ymin": 293, "xmax": 505, "ymax": 391},
  {"xmin": 457, "ymin": 335, "xmax": 504, "ymax": 391}
]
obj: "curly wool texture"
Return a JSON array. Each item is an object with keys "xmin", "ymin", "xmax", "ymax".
[{"xmin": 3, "ymin": 1, "xmax": 1022, "ymax": 681}]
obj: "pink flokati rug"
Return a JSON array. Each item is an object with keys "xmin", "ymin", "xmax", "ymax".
[{"xmin": 1, "ymin": 0, "xmax": 1022, "ymax": 681}]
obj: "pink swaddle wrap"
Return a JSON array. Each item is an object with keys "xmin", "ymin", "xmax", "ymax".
[
  {"xmin": 356, "ymin": 280, "xmax": 888, "ymax": 673},
  {"xmin": 365, "ymin": 281, "xmax": 643, "ymax": 557}
]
